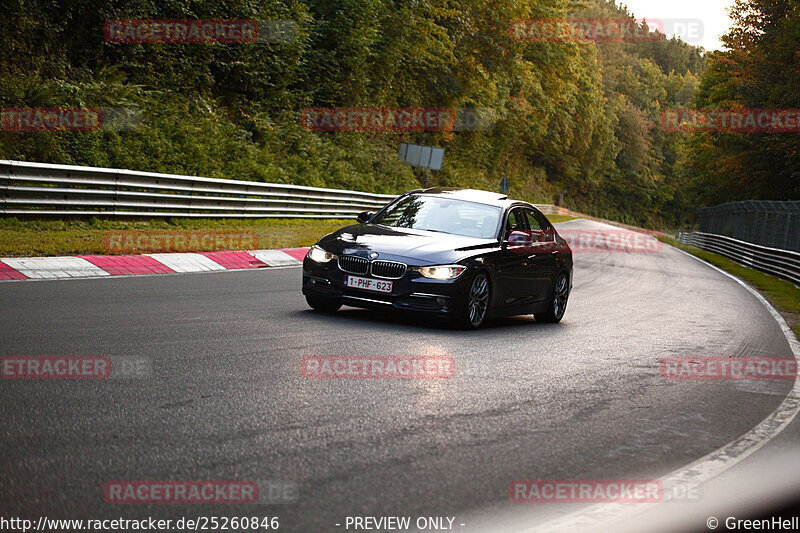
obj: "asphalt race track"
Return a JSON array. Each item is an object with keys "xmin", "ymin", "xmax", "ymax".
[{"xmin": 2, "ymin": 219, "xmax": 798, "ymax": 532}]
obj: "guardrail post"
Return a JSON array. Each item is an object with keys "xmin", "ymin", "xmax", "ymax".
[
  {"xmin": 0, "ymin": 161, "xmax": 9, "ymax": 213},
  {"xmin": 112, "ymin": 170, "xmax": 120, "ymax": 214},
  {"xmin": 188, "ymin": 179, "xmax": 195, "ymax": 216}
]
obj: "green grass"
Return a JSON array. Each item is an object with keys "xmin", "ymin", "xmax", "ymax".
[
  {"xmin": 0, "ymin": 217, "xmax": 352, "ymax": 257},
  {"xmin": 546, "ymin": 214, "xmax": 578, "ymax": 224},
  {"xmin": 659, "ymin": 236, "xmax": 800, "ymax": 337}
]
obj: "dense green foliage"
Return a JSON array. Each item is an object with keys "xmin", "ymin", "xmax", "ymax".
[
  {"xmin": 0, "ymin": 0, "xmax": 713, "ymax": 226},
  {"xmin": 682, "ymin": 0, "xmax": 800, "ymax": 204}
]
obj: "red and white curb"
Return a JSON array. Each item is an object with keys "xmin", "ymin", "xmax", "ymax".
[{"xmin": 0, "ymin": 248, "xmax": 309, "ymax": 281}]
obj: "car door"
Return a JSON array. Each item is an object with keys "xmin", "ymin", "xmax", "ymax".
[
  {"xmin": 493, "ymin": 207, "xmax": 538, "ymax": 310},
  {"xmin": 523, "ymin": 208, "xmax": 558, "ymax": 303}
]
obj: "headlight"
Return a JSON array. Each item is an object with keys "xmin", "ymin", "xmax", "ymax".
[
  {"xmin": 416, "ymin": 265, "xmax": 466, "ymax": 280},
  {"xmin": 307, "ymin": 245, "xmax": 337, "ymax": 263}
]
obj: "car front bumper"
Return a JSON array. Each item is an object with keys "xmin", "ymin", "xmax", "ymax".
[{"xmin": 302, "ymin": 256, "xmax": 470, "ymax": 317}]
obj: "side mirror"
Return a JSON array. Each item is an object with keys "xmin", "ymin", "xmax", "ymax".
[
  {"xmin": 505, "ymin": 230, "xmax": 532, "ymax": 254},
  {"xmin": 356, "ymin": 211, "xmax": 374, "ymax": 224}
]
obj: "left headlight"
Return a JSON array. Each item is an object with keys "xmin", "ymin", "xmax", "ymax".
[
  {"xmin": 307, "ymin": 245, "xmax": 337, "ymax": 263},
  {"xmin": 415, "ymin": 265, "xmax": 466, "ymax": 280}
]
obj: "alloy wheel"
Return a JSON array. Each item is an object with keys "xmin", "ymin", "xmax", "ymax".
[
  {"xmin": 468, "ymin": 273, "xmax": 490, "ymax": 326},
  {"xmin": 552, "ymin": 274, "xmax": 569, "ymax": 320}
]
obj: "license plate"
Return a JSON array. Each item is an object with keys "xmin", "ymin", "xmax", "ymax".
[{"xmin": 344, "ymin": 275, "xmax": 393, "ymax": 294}]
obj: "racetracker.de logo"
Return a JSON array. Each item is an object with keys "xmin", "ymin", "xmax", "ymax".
[
  {"xmin": 661, "ymin": 109, "xmax": 800, "ymax": 133},
  {"xmin": 104, "ymin": 20, "xmax": 258, "ymax": 43},
  {"xmin": 1, "ymin": 107, "xmax": 141, "ymax": 132},
  {"xmin": 105, "ymin": 481, "xmax": 253, "ymax": 504},
  {"xmin": 509, "ymin": 18, "xmax": 663, "ymax": 43},
  {"xmin": 509, "ymin": 479, "xmax": 663, "ymax": 503},
  {"xmin": 508, "ymin": 229, "xmax": 663, "ymax": 255},
  {"xmin": 1, "ymin": 356, "xmax": 151, "ymax": 380},
  {"xmin": 103, "ymin": 231, "xmax": 258, "ymax": 254},
  {"xmin": 560, "ymin": 229, "xmax": 663, "ymax": 253},
  {"xmin": 2, "ymin": 108, "xmax": 100, "ymax": 131},
  {"xmin": 301, "ymin": 356, "xmax": 455, "ymax": 379},
  {"xmin": 660, "ymin": 357, "xmax": 800, "ymax": 380},
  {"xmin": 104, "ymin": 480, "xmax": 297, "ymax": 504},
  {"xmin": 2, "ymin": 356, "xmax": 111, "ymax": 379},
  {"xmin": 301, "ymin": 108, "xmax": 456, "ymax": 132}
]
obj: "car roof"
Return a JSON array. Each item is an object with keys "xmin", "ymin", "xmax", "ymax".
[{"xmin": 410, "ymin": 187, "xmax": 530, "ymax": 209}]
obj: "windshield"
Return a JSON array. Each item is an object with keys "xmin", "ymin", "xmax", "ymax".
[{"xmin": 371, "ymin": 195, "xmax": 502, "ymax": 239}]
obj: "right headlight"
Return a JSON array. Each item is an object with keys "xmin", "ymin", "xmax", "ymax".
[
  {"xmin": 307, "ymin": 245, "xmax": 337, "ymax": 263},
  {"xmin": 415, "ymin": 265, "xmax": 467, "ymax": 280}
]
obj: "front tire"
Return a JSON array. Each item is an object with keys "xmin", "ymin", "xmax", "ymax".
[
  {"xmin": 535, "ymin": 273, "xmax": 569, "ymax": 324},
  {"xmin": 456, "ymin": 271, "xmax": 490, "ymax": 329},
  {"xmin": 306, "ymin": 294, "xmax": 342, "ymax": 313}
]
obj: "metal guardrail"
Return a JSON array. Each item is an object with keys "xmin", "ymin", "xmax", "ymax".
[
  {"xmin": 0, "ymin": 159, "xmax": 565, "ymax": 220},
  {"xmin": 0, "ymin": 160, "xmax": 397, "ymax": 218},
  {"xmin": 678, "ymin": 231, "xmax": 800, "ymax": 285}
]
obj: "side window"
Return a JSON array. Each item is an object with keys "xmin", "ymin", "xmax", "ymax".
[
  {"xmin": 524, "ymin": 209, "xmax": 542, "ymax": 231},
  {"xmin": 504, "ymin": 208, "xmax": 527, "ymax": 238},
  {"xmin": 524, "ymin": 209, "xmax": 555, "ymax": 242}
]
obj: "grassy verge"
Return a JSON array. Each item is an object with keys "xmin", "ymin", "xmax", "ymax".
[
  {"xmin": 0, "ymin": 213, "xmax": 579, "ymax": 257},
  {"xmin": 546, "ymin": 214, "xmax": 578, "ymax": 224},
  {"xmin": 659, "ymin": 235, "xmax": 800, "ymax": 339}
]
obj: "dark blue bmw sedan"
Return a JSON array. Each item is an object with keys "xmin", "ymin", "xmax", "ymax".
[{"xmin": 302, "ymin": 187, "xmax": 573, "ymax": 329}]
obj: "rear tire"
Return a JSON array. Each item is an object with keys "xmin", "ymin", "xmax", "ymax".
[
  {"xmin": 455, "ymin": 271, "xmax": 490, "ymax": 330},
  {"xmin": 535, "ymin": 273, "xmax": 569, "ymax": 324},
  {"xmin": 306, "ymin": 294, "xmax": 342, "ymax": 313}
]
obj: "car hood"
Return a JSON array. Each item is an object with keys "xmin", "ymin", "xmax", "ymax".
[{"xmin": 317, "ymin": 224, "xmax": 498, "ymax": 265}]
